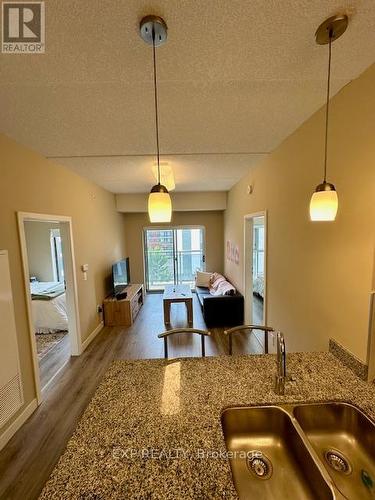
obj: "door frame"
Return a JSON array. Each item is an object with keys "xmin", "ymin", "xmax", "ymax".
[
  {"xmin": 17, "ymin": 212, "xmax": 82, "ymax": 404},
  {"xmin": 243, "ymin": 211, "xmax": 268, "ymax": 326},
  {"xmin": 143, "ymin": 225, "xmax": 206, "ymax": 292},
  {"xmin": 367, "ymin": 291, "xmax": 375, "ymax": 382}
]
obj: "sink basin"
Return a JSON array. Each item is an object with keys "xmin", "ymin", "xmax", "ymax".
[
  {"xmin": 294, "ymin": 402, "xmax": 375, "ymax": 500},
  {"xmin": 221, "ymin": 406, "xmax": 334, "ymax": 499}
]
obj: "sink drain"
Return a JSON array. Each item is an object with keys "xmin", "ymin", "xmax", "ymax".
[
  {"xmin": 247, "ymin": 452, "xmax": 273, "ymax": 480},
  {"xmin": 324, "ymin": 449, "xmax": 352, "ymax": 475}
]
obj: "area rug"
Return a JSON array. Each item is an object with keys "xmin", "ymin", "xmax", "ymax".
[{"xmin": 36, "ymin": 331, "xmax": 67, "ymax": 360}]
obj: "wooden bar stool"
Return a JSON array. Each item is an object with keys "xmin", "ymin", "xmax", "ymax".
[
  {"xmin": 224, "ymin": 324, "xmax": 274, "ymax": 355},
  {"xmin": 158, "ymin": 328, "xmax": 211, "ymax": 359}
]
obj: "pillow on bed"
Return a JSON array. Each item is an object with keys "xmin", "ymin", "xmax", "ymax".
[{"xmin": 196, "ymin": 271, "xmax": 212, "ymax": 288}]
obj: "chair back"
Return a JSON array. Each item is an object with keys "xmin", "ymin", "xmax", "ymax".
[
  {"xmin": 224, "ymin": 324, "xmax": 274, "ymax": 354},
  {"xmin": 158, "ymin": 328, "xmax": 211, "ymax": 359}
]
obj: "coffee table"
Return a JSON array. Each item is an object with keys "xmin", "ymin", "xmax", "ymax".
[{"xmin": 163, "ymin": 284, "xmax": 193, "ymax": 326}]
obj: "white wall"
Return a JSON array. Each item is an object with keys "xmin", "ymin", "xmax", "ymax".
[{"xmin": 24, "ymin": 221, "xmax": 60, "ymax": 282}]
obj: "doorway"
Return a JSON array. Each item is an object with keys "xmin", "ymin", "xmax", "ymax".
[
  {"xmin": 18, "ymin": 212, "xmax": 81, "ymax": 403},
  {"xmin": 144, "ymin": 226, "xmax": 205, "ymax": 291},
  {"xmin": 244, "ymin": 212, "xmax": 267, "ymax": 332},
  {"xmin": 367, "ymin": 291, "xmax": 375, "ymax": 382}
]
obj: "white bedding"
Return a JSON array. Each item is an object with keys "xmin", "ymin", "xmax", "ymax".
[
  {"xmin": 30, "ymin": 282, "xmax": 68, "ymax": 333},
  {"xmin": 253, "ymin": 275, "xmax": 264, "ymax": 298}
]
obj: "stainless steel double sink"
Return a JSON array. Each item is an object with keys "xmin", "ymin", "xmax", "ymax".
[{"xmin": 221, "ymin": 402, "xmax": 375, "ymax": 499}]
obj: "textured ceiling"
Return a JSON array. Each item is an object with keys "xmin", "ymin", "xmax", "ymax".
[
  {"xmin": 56, "ymin": 154, "xmax": 266, "ymax": 193},
  {"xmin": 1, "ymin": 0, "xmax": 375, "ymax": 193}
]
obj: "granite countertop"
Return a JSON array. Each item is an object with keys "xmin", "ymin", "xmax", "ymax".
[{"xmin": 40, "ymin": 352, "xmax": 375, "ymax": 499}]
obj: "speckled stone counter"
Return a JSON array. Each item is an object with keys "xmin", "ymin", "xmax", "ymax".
[{"xmin": 39, "ymin": 353, "xmax": 375, "ymax": 499}]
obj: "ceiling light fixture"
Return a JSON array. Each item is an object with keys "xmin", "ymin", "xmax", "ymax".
[
  {"xmin": 152, "ymin": 162, "xmax": 175, "ymax": 191},
  {"xmin": 140, "ymin": 15, "xmax": 172, "ymax": 223},
  {"xmin": 309, "ymin": 14, "xmax": 348, "ymax": 222}
]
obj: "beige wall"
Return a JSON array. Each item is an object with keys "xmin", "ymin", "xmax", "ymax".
[
  {"xmin": 224, "ymin": 64, "xmax": 375, "ymax": 362},
  {"xmin": 116, "ymin": 191, "xmax": 227, "ymax": 212},
  {"xmin": 124, "ymin": 211, "xmax": 224, "ymax": 285},
  {"xmin": 0, "ymin": 133, "xmax": 126, "ymax": 436},
  {"xmin": 24, "ymin": 221, "xmax": 60, "ymax": 281}
]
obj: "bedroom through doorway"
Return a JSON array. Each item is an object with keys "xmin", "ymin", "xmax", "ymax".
[
  {"xmin": 18, "ymin": 213, "xmax": 81, "ymax": 402},
  {"xmin": 25, "ymin": 220, "xmax": 70, "ymax": 390},
  {"xmin": 244, "ymin": 212, "xmax": 268, "ymax": 350}
]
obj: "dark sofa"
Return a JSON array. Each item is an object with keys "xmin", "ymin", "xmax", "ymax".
[{"xmin": 195, "ymin": 285, "xmax": 244, "ymax": 328}]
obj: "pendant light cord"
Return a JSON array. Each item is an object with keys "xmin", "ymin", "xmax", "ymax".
[
  {"xmin": 152, "ymin": 25, "xmax": 161, "ymax": 185},
  {"xmin": 323, "ymin": 30, "xmax": 333, "ymax": 183}
]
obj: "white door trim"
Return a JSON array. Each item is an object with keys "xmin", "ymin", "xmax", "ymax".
[
  {"xmin": 17, "ymin": 212, "xmax": 82, "ymax": 404},
  {"xmin": 243, "ymin": 211, "xmax": 268, "ymax": 326},
  {"xmin": 366, "ymin": 291, "xmax": 375, "ymax": 382}
]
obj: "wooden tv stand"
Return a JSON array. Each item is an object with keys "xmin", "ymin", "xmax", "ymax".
[{"xmin": 103, "ymin": 284, "xmax": 144, "ymax": 327}]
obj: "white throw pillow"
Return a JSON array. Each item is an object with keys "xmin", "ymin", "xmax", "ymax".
[{"xmin": 196, "ymin": 271, "xmax": 212, "ymax": 288}]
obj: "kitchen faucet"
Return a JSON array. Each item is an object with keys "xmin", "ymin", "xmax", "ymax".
[{"xmin": 275, "ymin": 332, "xmax": 286, "ymax": 395}]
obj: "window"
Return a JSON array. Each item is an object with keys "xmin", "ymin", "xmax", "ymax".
[
  {"xmin": 50, "ymin": 229, "xmax": 64, "ymax": 282},
  {"xmin": 144, "ymin": 227, "xmax": 205, "ymax": 291},
  {"xmin": 253, "ymin": 225, "xmax": 265, "ymax": 278}
]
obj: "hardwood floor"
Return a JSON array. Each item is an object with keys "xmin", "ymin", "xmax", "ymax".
[
  {"xmin": 252, "ymin": 294, "xmax": 265, "ymax": 348},
  {"xmin": 0, "ymin": 292, "xmax": 263, "ymax": 500},
  {"xmin": 252, "ymin": 294, "xmax": 264, "ymax": 325},
  {"xmin": 39, "ymin": 334, "xmax": 70, "ymax": 389}
]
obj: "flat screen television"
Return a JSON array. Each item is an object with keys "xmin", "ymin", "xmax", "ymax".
[{"xmin": 112, "ymin": 258, "xmax": 130, "ymax": 296}]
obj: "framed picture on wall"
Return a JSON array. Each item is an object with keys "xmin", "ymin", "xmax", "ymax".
[
  {"xmin": 234, "ymin": 245, "xmax": 239, "ymax": 265},
  {"xmin": 226, "ymin": 240, "xmax": 231, "ymax": 261}
]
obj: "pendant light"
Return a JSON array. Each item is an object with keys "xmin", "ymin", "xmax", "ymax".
[
  {"xmin": 140, "ymin": 16, "xmax": 172, "ymax": 223},
  {"xmin": 152, "ymin": 162, "xmax": 176, "ymax": 191},
  {"xmin": 309, "ymin": 15, "xmax": 348, "ymax": 222}
]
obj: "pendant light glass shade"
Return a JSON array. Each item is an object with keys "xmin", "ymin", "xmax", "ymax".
[
  {"xmin": 309, "ymin": 183, "xmax": 338, "ymax": 221},
  {"xmin": 148, "ymin": 184, "xmax": 172, "ymax": 223}
]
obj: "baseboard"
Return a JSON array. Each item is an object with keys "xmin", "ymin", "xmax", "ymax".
[
  {"xmin": 81, "ymin": 321, "xmax": 104, "ymax": 352},
  {"xmin": 41, "ymin": 356, "xmax": 71, "ymax": 396},
  {"xmin": 0, "ymin": 398, "xmax": 38, "ymax": 451}
]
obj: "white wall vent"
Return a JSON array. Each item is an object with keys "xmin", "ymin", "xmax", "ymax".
[{"xmin": 0, "ymin": 250, "xmax": 24, "ymax": 428}]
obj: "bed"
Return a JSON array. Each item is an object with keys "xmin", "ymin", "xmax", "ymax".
[
  {"xmin": 30, "ymin": 281, "xmax": 68, "ymax": 333},
  {"xmin": 253, "ymin": 275, "xmax": 264, "ymax": 299}
]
